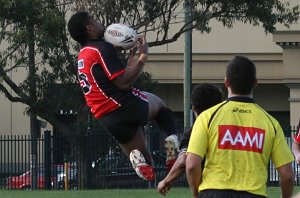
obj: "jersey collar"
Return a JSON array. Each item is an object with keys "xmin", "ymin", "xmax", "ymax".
[
  {"xmin": 82, "ymin": 39, "xmax": 104, "ymax": 46},
  {"xmin": 226, "ymin": 96, "xmax": 255, "ymax": 103}
]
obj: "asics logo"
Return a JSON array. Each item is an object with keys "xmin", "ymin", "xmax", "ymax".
[{"xmin": 233, "ymin": 107, "xmax": 251, "ymax": 113}]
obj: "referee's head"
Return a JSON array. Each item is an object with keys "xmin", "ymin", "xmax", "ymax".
[{"xmin": 225, "ymin": 56, "xmax": 257, "ymax": 95}]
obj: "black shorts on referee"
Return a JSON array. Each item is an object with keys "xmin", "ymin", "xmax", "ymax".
[{"xmin": 198, "ymin": 189, "xmax": 266, "ymax": 198}]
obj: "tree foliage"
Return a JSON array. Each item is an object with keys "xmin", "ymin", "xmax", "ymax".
[
  {"xmin": 0, "ymin": 0, "xmax": 77, "ymax": 135},
  {"xmin": 74, "ymin": 0, "xmax": 299, "ymax": 47},
  {"xmin": 0, "ymin": 0, "xmax": 298, "ymax": 136}
]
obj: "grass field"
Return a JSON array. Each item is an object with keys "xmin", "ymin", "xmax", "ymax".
[{"xmin": 1, "ymin": 187, "xmax": 299, "ymax": 198}]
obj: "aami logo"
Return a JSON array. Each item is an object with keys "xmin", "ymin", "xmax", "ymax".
[{"xmin": 218, "ymin": 125, "xmax": 265, "ymax": 153}]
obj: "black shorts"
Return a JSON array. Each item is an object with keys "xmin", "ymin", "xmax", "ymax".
[
  {"xmin": 179, "ymin": 127, "xmax": 192, "ymax": 150},
  {"xmin": 198, "ymin": 189, "xmax": 266, "ymax": 198},
  {"xmin": 98, "ymin": 96, "xmax": 149, "ymax": 144}
]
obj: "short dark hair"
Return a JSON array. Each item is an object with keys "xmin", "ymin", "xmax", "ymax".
[
  {"xmin": 226, "ymin": 56, "xmax": 256, "ymax": 95},
  {"xmin": 67, "ymin": 11, "xmax": 90, "ymax": 45},
  {"xmin": 191, "ymin": 83, "xmax": 222, "ymax": 115}
]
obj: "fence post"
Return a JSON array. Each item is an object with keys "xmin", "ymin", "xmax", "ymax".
[
  {"xmin": 85, "ymin": 113, "xmax": 92, "ymax": 189},
  {"xmin": 44, "ymin": 130, "xmax": 51, "ymax": 190},
  {"xmin": 64, "ymin": 162, "xmax": 69, "ymax": 190},
  {"xmin": 30, "ymin": 118, "xmax": 38, "ymax": 190}
]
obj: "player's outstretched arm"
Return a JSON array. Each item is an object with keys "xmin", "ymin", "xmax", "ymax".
[{"xmin": 157, "ymin": 152, "xmax": 187, "ymax": 196}]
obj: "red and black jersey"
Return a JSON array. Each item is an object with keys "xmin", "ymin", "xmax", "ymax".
[
  {"xmin": 293, "ymin": 128, "xmax": 300, "ymax": 144},
  {"xmin": 293, "ymin": 121, "xmax": 300, "ymax": 143},
  {"xmin": 77, "ymin": 39, "xmax": 144, "ymax": 118}
]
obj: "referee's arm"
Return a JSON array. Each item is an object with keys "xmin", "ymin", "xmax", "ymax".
[
  {"xmin": 277, "ymin": 162, "xmax": 294, "ymax": 198},
  {"xmin": 186, "ymin": 152, "xmax": 203, "ymax": 198}
]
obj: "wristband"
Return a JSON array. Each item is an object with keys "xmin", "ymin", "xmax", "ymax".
[
  {"xmin": 139, "ymin": 54, "xmax": 148, "ymax": 63},
  {"xmin": 179, "ymin": 148, "xmax": 187, "ymax": 156}
]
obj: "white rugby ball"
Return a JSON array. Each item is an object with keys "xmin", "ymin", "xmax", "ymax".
[{"xmin": 104, "ymin": 23, "xmax": 138, "ymax": 50}]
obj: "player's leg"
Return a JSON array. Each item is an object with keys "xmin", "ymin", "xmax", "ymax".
[
  {"xmin": 97, "ymin": 105, "xmax": 154, "ymax": 181},
  {"xmin": 97, "ymin": 93, "xmax": 156, "ymax": 181},
  {"xmin": 144, "ymin": 92, "xmax": 176, "ymax": 134},
  {"xmin": 118, "ymin": 126, "xmax": 155, "ymax": 181},
  {"xmin": 144, "ymin": 92, "xmax": 179, "ymax": 171},
  {"xmin": 118, "ymin": 126, "xmax": 152, "ymax": 164}
]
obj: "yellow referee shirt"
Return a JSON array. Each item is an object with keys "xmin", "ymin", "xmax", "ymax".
[{"xmin": 187, "ymin": 96, "xmax": 294, "ymax": 197}]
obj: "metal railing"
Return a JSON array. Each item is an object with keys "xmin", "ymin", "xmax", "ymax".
[{"xmin": 0, "ymin": 126, "xmax": 299, "ymax": 190}]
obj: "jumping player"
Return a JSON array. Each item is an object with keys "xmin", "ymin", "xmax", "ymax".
[
  {"xmin": 67, "ymin": 11, "xmax": 179, "ymax": 181},
  {"xmin": 157, "ymin": 83, "xmax": 223, "ymax": 196}
]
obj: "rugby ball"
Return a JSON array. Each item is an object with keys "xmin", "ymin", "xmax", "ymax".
[{"xmin": 104, "ymin": 23, "xmax": 138, "ymax": 50}]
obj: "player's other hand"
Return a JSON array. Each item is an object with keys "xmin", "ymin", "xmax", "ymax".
[
  {"xmin": 137, "ymin": 34, "xmax": 148, "ymax": 63},
  {"xmin": 157, "ymin": 180, "xmax": 171, "ymax": 196}
]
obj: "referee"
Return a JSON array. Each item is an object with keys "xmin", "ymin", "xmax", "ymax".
[{"xmin": 186, "ymin": 56, "xmax": 294, "ymax": 198}]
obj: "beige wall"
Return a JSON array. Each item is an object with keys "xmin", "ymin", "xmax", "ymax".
[
  {"xmin": 146, "ymin": 53, "xmax": 284, "ymax": 83},
  {"xmin": 0, "ymin": 66, "xmax": 30, "ymax": 135},
  {"xmin": 148, "ymin": 52, "xmax": 290, "ymax": 113},
  {"xmin": 153, "ymin": 0, "xmax": 300, "ymax": 54},
  {"xmin": 0, "ymin": 61, "xmax": 53, "ymax": 135},
  {"xmin": 158, "ymin": 21, "xmax": 282, "ymax": 54},
  {"xmin": 273, "ymin": 31, "xmax": 300, "ymax": 126}
]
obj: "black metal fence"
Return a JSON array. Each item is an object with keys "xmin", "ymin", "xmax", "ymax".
[{"xmin": 0, "ymin": 125, "xmax": 299, "ymax": 190}]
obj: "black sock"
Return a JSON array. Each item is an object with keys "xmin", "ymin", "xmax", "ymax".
[{"xmin": 155, "ymin": 107, "xmax": 176, "ymax": 136}]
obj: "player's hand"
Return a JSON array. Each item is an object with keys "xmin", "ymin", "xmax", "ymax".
[
  {"xmin": 157, "ymin": 180, "xmax": 171, "ymax": 196},
  {"xmin": 296, "ymin": 154, "xmax": 300, "ymax": 165},
  {"xmin": 137, "ymin": 34, "xmax": 148, "ymax": 63}
]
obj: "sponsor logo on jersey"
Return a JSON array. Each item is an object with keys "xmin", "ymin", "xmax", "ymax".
[
  {"xmin": 232, "ymin": 107, "xmax": 251, "ymax": 113},
  {"xmin": 78, "ymin": 59, "xmax": 84, "ymax": 69},
  {"xmin": 218, "ymin": 125, "xmax": 265, "ymax": 153},
  {"xmin": 131, "ymin": 88, "xmax": 148, "ymax": 102}
]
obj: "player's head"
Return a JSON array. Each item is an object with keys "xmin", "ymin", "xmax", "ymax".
[
  {"xmin": 225, "ymin": 55, "xmax": 257, "ymax": 95},
  {"xmin": 191, "ymin": 83, "xmax": 222, "ymax": 115},
  {"xmin": 67, "ymin": 11, "xmax": 104, "ymax": 45}
]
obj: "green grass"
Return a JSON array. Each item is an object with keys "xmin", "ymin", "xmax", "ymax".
[{"xmin": 1, "ymin": 187, "xmax": 300, "ymax": 198}]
